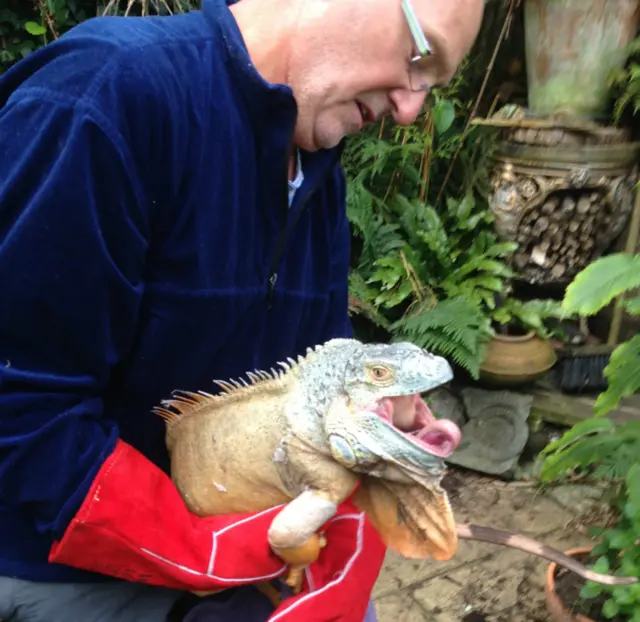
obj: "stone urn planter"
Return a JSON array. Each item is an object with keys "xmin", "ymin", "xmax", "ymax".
[
  {"xmin": 523, "ymin": 0, "xmax": 640, "ymax": 120},
  {"xmin": 479, "ymin": 330, "xmax": 557, "ymax": 386},
  {"xmin": 545, "ymin": 546, "xmax": 596, "ymax": 622}
]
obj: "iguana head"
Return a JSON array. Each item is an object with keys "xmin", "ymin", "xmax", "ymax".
[{"xmin": 307, "ymin": 339, "xmax": 461, "ymax": 480}]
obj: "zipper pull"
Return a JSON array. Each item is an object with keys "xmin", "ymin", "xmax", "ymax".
[{"xmin": 267, "ymin": 272, "xmax": 278, "ymax": 307}]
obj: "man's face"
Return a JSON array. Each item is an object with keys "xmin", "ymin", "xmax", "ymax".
[{"xmin": 287, "ymin": 0, "xmax": 484, "ymax": 152}]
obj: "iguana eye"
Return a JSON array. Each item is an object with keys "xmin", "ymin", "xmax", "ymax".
[{"xmin": 369, "ymin": 365, "xmax": 392, "ymax": 382}]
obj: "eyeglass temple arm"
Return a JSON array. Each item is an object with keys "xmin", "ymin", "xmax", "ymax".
[{"xmin": 401, "ymin": 0, "xmax": 431, "ymax": 58}]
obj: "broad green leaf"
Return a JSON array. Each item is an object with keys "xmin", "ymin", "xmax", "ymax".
[
  {"xmin": 602, "ymin": 595, "xmax": 620, "ymax": 618},
  {"xmin": 563, "ymin": 253, "xmax": 640, "ymax": 316},
  {"xmin": 594, "ymin": 334, "xmax": 640, "ymax": 416},
  {"xmin": 541, "ymin": 417, "xmax": 616, "ymax": 454},
  {"xmin": 24, "ymin": 21, "xmax": 46, "ymax": 36},
  {"xmin": 605, "ymin": 527, "xmax": 636, "ymax": 550},
  {"xmin": 623, "ymin": 296, "xmax": 640, "ymax": 315},
  {"xmin": 580, "ymin": 580, "xmax": 603, "ymax": 600},
  {"xmin": 432, "ymin": 99, "xmax": 455, "ymax": 135}
]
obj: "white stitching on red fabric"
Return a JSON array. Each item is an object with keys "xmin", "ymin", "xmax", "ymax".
[
  {"xmin": 268, "ymin": 513, "xmax": 365, "ymax": 621},
  {"xmin": 140, "ymin": 505, "xmax": 288, "ymax": 583}
]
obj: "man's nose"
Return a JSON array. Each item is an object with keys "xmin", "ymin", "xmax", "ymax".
[{"xmin": 388, "ymin": 88, "xmax": 428, "ymax": 125}]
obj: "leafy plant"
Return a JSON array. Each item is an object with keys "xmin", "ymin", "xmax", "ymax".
[
  {"xmin": 540, "ymin": 250, "xmax": 640, "ymax": 620},
  {"xmin": 1, "ymin": 0, "xmax": 198, "ymax": 75},
  {"xmin": 608, "ymin": 35, "xmax": 640, "ymax": 123},
  {"xmin": 391, "ymin": 296, "xmax": 494, "ymax": 379},
  {"xmin": 491, "ymin": 297, "xmax": 566, "ymax": 339},
  {"xmin": 541, "ymin": 429, "xmax": 640, "ymax": 621},
  {"xmin": 562, "ymin": 252, "xmax": 640, "ymax": 416},
  {"xmin": 346, "ymin": 186, "xmax": 515, "ymax": 378}
]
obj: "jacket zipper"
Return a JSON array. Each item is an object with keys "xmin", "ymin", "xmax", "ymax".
[
  {"xmin": 266, "ymin": 188, "xmax": 315, "ymax": 308},
  {"xmin": 266, "ymin": 145, "xmax": 342, "ymax": 308}
]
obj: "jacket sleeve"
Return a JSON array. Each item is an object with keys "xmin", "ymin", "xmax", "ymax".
[
  {"xmin": 0, "ymin": 93, "xmax": 146, "ymax": 540},
  {"xmin": 0, "ymin": 93, "xmax": 288, "ymax": 590}
]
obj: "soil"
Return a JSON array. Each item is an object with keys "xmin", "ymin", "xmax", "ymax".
[{"xmin": 554, "ymin": 557, "xmax": 626, "ymax": 622}]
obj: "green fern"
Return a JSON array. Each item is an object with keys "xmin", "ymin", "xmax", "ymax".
[
  {"xmin": 390, "ymin": 297, "xmax": 494, "ymax": 379},
  {"xmin": 342, "ymin": 70, "xmax": 512, "ymax": 379},
  {"xmin": 347, "ymin": 271, "xmax": 391, "ymax": 331}
]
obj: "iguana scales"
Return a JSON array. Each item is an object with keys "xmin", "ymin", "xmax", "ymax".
[{"xmin": 154, "ymin": 338, "xmax": 637, "ymax": 599}]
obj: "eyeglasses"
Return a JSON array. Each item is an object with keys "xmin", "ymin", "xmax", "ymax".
[{"xmin": 401, "ymin": 0, "xmax": 432, "ymax": 92}]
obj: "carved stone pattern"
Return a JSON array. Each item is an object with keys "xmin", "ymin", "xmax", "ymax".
[{"xmin": 489, "ymin": 162, "xmax": 636, "ymax": 285}]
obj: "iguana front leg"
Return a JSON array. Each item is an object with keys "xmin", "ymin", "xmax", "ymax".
[{"xmin": 267, "ymin": 489, "xmax": 338, "ymax": 593}]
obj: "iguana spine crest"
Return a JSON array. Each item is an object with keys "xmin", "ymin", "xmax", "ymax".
[{"xmin": 152, "ymin": 343, "xmax": 328, "ymax": 428}]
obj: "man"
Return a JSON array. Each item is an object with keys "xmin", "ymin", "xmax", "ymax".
[{"xmin": 0, "ymin": 0, "xmax": 483, "ymax": 619}]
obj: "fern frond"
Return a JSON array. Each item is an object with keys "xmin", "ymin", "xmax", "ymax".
[
  {"xmin": 562, "ymin": 253, "xmax": 640, "ymax": 316},
  {"xmin": 390, "ymin": 297, "xmax": 493, "ymax": 378},
  {"xmin": 347, "ymin": 271, "xmax": 392, "ymax": 330}
]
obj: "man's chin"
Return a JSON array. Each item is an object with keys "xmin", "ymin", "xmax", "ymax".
[{"xmin": 294, "ymin": 119, "xmax": 358, "ymax": 152}]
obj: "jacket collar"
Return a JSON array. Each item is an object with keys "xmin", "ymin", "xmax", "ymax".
[{"xmin": 200, "ymin": 0, "xmax": 345, "ymax": 179}]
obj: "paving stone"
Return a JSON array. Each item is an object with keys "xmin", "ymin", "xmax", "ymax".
[
  {"xmin": 411, "ymin": 530, "xmax": 590, "ymax": 619},
  {"xmin": 372, "ymin": 468, "xmax": 598, "ymax": 620},
  {"xmin": 548, "ymin": 484, "xmax": 604, "ymax": 515},
  {"xmin": 372, "ymin": 590, "xmax": 432, "ymax": 621}
]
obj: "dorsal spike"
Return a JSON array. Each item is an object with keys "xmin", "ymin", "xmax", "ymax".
[
  {"xmin": 213, "ymin": 380, "xmax": 235, "ymax": 393},
  {"xmin": 155, "ymin": 357, "xmax": 293, "ymax": 430}
]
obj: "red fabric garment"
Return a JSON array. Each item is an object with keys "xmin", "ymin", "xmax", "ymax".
[{"xmin": 49, "ymin": 440, "xmax": 386, "ymax": 621}]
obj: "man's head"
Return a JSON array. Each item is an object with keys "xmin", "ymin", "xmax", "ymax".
[{"xmin": 231, "ymin": 0, "xmax": 484, "ymax": 151}]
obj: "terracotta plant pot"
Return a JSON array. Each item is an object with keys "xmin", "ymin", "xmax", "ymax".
[
  {"xmin": 479, "ymin": 330, "xmax": 557, "ymax": 386},
  {"xmin": 545, "ymin": 546, "xmax": 596, "ymax": 622}
]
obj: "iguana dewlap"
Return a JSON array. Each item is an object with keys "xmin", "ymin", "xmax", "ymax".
[{"xmin": 155, "ymin": 338, "xmax": 462, "ymax": 590}]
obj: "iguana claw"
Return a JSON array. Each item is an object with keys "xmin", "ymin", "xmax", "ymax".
[{"xmin": 274, "ymin": 532, "xmax": 327, "ymax": 595}]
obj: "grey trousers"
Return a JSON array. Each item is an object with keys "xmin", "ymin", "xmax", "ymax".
[{"xmin": 0, "ymin": 576, "xmax": 185, "ymax": 622}]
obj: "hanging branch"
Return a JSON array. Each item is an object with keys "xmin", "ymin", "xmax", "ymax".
[{"xmin": 434, "ymin": 0, "xmax": 519, "ymax": 208}]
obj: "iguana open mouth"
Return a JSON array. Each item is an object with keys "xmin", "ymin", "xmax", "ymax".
[{"xmin": 377, "ymin": 393, "xmax": 461, "ymax": 458}]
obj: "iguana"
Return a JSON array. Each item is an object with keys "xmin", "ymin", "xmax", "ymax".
[{"xmin": 154, "ymin": 338, "xmax": 637, "ymax": 601}]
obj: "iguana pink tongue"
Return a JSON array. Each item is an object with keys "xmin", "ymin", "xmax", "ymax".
[{"xmin": 379, "ymin": 394, "xmax": 461, "ymax": 458}]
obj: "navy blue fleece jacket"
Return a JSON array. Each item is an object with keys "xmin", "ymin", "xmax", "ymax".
[{"xmin": 0, "ymin": 0, "xmax": 352, "ymax": 582}]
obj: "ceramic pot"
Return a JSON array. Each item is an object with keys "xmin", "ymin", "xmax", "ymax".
[
  {"xmin": 523, "ymin": 0, "xmax": 640, "ymax": 119},
  {"xmin": 479, "ymin": 330, "xmax": 557, "ymax": 385},
  {"xmin": 545, "ymin": 546, "xmax": 596, "ymax": 622}
]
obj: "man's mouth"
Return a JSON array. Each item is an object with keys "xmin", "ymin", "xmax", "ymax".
[
  {"xmin": 356, "ymin": 101, "xmax": 374, "ymax": 124},
  {"xmin": 375, "ymin": 393, "xmax": 462, "ymax": 458}
]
